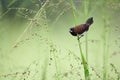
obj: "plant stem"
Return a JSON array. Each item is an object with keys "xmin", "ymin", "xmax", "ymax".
[
  {"xmin": 84, "ymin": 0, "xmax": 88, "ymax": 17},
  {"xmin": 53, "ymin": 52, "xmax": 60, "ymax": 80},
  {"xmin": 84, "ymin": 0, "xmax": 89, "ymax": 63},
  {"xmin": 102, "ymin": 0, "xmax": 109, "ymax": 79},
  {"xmin": 77, "ymin": 36, "xmax": 90, "ymax": 80},
  {"xmin": 85, "ymin": 33, "xmax": 88, "ymax": 62},
  {"xmin": 70, "ymin": 0, "xmax": 77, "ymax": 26},
  {"xmin": 41, "ymin": 57, "xmax": 49, "ymax": 80},
  {"xmin": 103, "ymin": 17, "xmax": 108, "ymax": 80}
]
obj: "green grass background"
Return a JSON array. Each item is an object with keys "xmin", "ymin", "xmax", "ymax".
[{"xmin": 0, "ymin": 0, "xmax": 120, "ymax": 80}]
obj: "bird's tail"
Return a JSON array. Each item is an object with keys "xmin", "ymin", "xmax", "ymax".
[{"xmin": 85, "ymin": 17, "xmax": 94, "ymax": 26}]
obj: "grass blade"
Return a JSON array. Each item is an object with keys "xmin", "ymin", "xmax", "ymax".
[{"xmin": 77, "ymin": 37, "xmax": 90, "ymax": 80}]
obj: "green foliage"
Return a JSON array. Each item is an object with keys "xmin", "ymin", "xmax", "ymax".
[{"xmin": 0, "ymin": 0, "xmax": 120, "ymax": 80}]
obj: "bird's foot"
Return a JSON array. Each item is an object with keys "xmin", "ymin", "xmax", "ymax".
[{"xmin": 77, "ymin": 34, "xmax": 84, "ymax": 40}]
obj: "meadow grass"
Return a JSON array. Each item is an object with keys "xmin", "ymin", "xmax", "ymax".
[
  {"xmin": 102, "ymin": 1, "xmax": 110, "ymax": 79},
  {"xmin": 84, "ymin": 0, "xmax": 89, "ymax": 63},
  {"xmin": 102, "ymin": 17, "xmax": 107, "ymax": 80},
  {"xmin": 0, "ymin": 0, "xmax": 120, "ymax": 80},
  {"xmin": 77, "ymin": 36, "xmax": 90, "ymax": 80},
  {"xmin": 11, "ymin": 0, "xmax": 49, "ymax": 48},
  {"xmin": 49, "ymin": 44, "xmax": 60, "ymax": 80}
]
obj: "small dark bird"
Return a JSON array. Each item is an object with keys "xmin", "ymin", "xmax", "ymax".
[{"xmin": 69, "ymin": 17, "xmax": 93, "ymax": 36}]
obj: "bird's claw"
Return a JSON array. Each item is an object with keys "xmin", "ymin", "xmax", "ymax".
[{"xmin": 77, "ymin": 34, "xmax": 84, "ymax": 40}]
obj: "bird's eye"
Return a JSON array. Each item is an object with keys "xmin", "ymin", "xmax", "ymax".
[
  {"xmin": 69, "ymin": 28, "xmax": 73, "ymax": 32},
  {"xmin": 70, "ymin": 30, "xmax": 73, "ymax": 32}
]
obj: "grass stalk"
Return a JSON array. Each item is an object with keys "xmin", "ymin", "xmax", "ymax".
[
  {"xmin": 41, "ymin": 57, "xmax": 49, "ymax": 80},
  {"xmin": 103, "ymin": 17, "xmax": 108, "ymax": 80},
  {"xmin": 50, "ymin": 45, "xmax": 60, "ymax": 80},
  {"xmin": 102, "ymin": 1, "xmax": 111, "ymax": 79},
  {"xmin": 84, "ymin": 0, "xmax": 88, "ymax": 17},
  {"xmin": 85, "ymin": 34, "xmax": 88, "ymax": 62},
  {"xmin": 77, "ymin": 36, "xmax": 90, "ymax": 80},
  {"xmin": 53, "ymin": 52, "xmax": 60, "ymax": 80},
  {"xmin": 84, "ymin": 0, "xmax": 89, "ymax": 63},
  {"xmin": 70, "ymin": 0, "xmax": 77, "ymax": 26}
]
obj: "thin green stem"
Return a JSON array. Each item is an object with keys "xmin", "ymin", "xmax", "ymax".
[
  {"xmin": 103, "ymin": 17, "xmax": 108, "ymax": 80},
  {"xmin": 103, "ymin": 19, "xmax": 106, "ymax": 80},
  {"xmin": 41, "ymin": 57, "xmax": 49, "ymax": 80},
  {"xmin": 70, "ymin": 0, "xmax": 77, "ymax": 26},
  {"xmin": 102, "ymin": 0, "xmax": 109, "ymax": 79},
  {"xmin": 84, "ymin": 0, "xmax": 89, "ymax": 62},
  {"xmin": 53, "ymin": 52, "xmax": 60, "ymax": 80},
  {"xmin": 77, "ymin": 36, "xmax": 90, "ymax": 80},
  {"xmin": 84, "ymin": 0, "xmax": 88, "ymax": 17},
  {"xmin": 85, "ymin": 34, "xmax": 88, "ymax": 62}
]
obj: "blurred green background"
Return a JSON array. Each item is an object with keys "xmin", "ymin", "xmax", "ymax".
[{"xmin": 0, "ymin": 0, "xmax": 120, "ymax": 80}]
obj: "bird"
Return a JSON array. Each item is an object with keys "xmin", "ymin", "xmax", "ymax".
[{"xmin": 69, "ymin": 17, "xmax": 93, "ymax": 36}]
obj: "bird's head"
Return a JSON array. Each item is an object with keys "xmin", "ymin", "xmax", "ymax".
[{"xmin": 69, "ymin": 28, "xmax": 77, "ymax": 36}]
